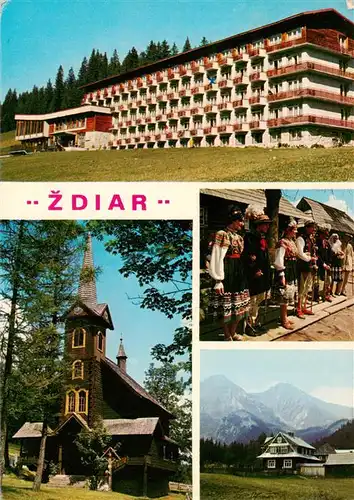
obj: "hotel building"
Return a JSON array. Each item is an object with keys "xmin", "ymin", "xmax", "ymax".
[{"xmin": 15, "ymin": 9, "xmax": 354, "ymax": 149}]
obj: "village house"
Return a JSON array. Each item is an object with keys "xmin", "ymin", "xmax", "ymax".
[
  {"xmin": 15, "ymin": 9, "xmax": 354, "ymax": 150},
  {"xmin": 13, "ymin": 235, "xmax": 179, "ymax": 497},
  {"xmin": 297, "ymin": 197, "xmax": 354, "ymax": 236},
  {"xmin": 257, "ymin": 431, "xmax": 320, "ymax": 473}
]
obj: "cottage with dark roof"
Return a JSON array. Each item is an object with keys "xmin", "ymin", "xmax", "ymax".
[{"xmin": 13, "ymin": 235, "xmax": 178, "ymax": 496}]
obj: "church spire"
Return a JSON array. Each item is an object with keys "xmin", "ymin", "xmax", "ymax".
[
  {"xmin": 78, "ymin": 233, "xmax": 97, "ymax": 305},
  {"xmin": 116, "ymin": 337, "xmax": 127, "ymax": 373}
]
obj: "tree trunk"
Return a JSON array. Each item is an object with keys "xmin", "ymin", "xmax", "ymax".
[
  {"xmin": 265, "ymin": 189, "xmax": 282, "ymax": 263},
  {"xmin": 0, "ymin": 221, "xmax": 24, "ymax": 487},
  {"xmin": 33, "ymin": 419, "xmax": 48, "ymax": 491}
]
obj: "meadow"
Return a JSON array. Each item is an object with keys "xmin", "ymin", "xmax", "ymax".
[
  {"xmin": 200, "ymin": 473, "xmax": 354, "ymax": 500},
  {"xmin": 1, "ymin": 131, "xmax": 353, "ymax": 181}
]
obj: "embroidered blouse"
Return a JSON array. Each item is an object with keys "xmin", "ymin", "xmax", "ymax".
[{"xmin": 209, "ymin": 228, "xmax": 244, "ymax": 281}]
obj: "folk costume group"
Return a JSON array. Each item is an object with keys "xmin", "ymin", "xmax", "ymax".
[{"xmin": 208, "ymin": 204, "xmax": 353, "ymax": 341}]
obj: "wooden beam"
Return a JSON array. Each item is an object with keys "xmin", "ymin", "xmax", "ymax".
[{"xmin": 143, "ymin": 458, "xmax": 148, "ymax": 498}]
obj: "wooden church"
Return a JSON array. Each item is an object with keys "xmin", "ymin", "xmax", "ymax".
[{"xmin": 13, "ymin": 234, "xmax": 179, "ymax": 496}]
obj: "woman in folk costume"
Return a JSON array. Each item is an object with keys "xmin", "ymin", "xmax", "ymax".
[
  {"xmin": 316, "ymin": 223, "xmax": 333, "ymax": 302},
  {"xmin": 273, "ymin": 218, "xmax": 298, "ymax": 330},
  {"xmin": 243, "ymin": 204, "xmax": 271, "ymax": 334},
  {"xmin": 339, "ymin": 234, "xmax": 353, "ymax": 296},
  {"xmin": 296, "ymin": 219, "xmax": 317, "ymax": 318},
  {"xmin": 329, "ymin": 233, "xmax": 345, "ymax": 295},
  {"xmin": 209, "ymin": 206, "xmax": 250, "ymax": 341}
]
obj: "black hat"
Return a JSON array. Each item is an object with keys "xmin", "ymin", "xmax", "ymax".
[{"xmin": 228, "ymin": 205, "xmax": 244, "ymax": 222}]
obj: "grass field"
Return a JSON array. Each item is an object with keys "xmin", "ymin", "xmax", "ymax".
[
  {"xmin": 1, "ymin": 138, "xmax": 353, "ymax": 181},
  {"xmin": 200, "ymin": 473, "xmax": 354, "ymax": 500},
  {"xmin": 2, "ymin": 476, "xmax": 184, "ymax": 500}
]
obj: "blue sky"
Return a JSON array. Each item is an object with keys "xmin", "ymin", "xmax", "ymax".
[
  {"xmin": 200, "ymin": 350, "xmax": 354, "ymax": 406},
  {"xmin": 283, "ymin": 189, "xmax": 354, "ymax": 218},
  {"xmin": 85, "ymin": 235, "xmax": 188, "ymax": 385},
  {"xmin": 2, "ymin": 0, "xmax": 354, "ymax": 99}
]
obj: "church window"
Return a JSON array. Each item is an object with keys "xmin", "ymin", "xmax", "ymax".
[
  {"xmin": 78, "ymin": 390, "xmax": 88, "ymax": 414},
  {"xmin": 72, "ymin": 360, "xmax": 84, "ymax": 379},
  {"xmin": 72, "ymin": 327, "xmax": 86, "ymax": 348},
  {"xmin": 66, "ymin": 391, "xmax": 76, "ymax": 413},
  {"xmin": 97, "ymin": 331, "xmax": 104, "ymax": 352}
]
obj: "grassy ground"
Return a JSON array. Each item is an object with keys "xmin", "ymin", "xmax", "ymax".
[
  {"xmin": 0, "ymin": 130, "xmax": 21, "ymax": 154},
  {"xmin": 200, "ymin": 473, "xmax": 354, "ymax": 500},
  {"xmin": 2, "ymin": 476, "xmax": 184, "ymax": 500},
  {"xmin": 1, "ymin": 144, "xmax": 353, "ymax": 181}
]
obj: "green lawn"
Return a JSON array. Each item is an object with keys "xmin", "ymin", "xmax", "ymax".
[
  {"xmin": 200, "ymin": 473, "xmax": 354, "ymax": 500},
  {"xmin": 2, "ymin": 476, "xmax": 184, "ymax": 500},
  {"xmin": 1, "ymin": 146, "xmax": 353, "ymax": 182},
  {"xmin": 0, "ymin": 130, "xmax": 21, "ymax": 154}
]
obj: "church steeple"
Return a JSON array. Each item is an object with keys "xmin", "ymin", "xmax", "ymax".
[
  {"xmin": 78, "ymin": 233, "xmax": 97, "ymax": 305},
  {"xmin": 116, "ymin": 337, "xmax": 127, "ymax": 373}
]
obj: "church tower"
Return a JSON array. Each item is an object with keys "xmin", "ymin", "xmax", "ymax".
[
  {"xmin": 62, "ymin": 233, "xmax": 114, "ymax": 426},
  {"xmin": 116, "ymin": 337, "xmax": 127, "ymax": 373}
]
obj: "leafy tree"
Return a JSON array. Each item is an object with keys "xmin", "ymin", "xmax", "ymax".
[
  {"xmin": 182, "ymin": 37, "xmax": 192, "ymax": 52},
  {"xmin": 75, "ymin": 421, "xmax": 111, "ymax": 490},
  {"xmin": 86, "ymin": 221, "xmax": 192, "ymax": 371}
]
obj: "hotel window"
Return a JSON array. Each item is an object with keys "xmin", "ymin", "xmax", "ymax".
[
  {"xmin": 66, "ymin": 391, "xmax": 76, "ymax": 413},
  {"xmin": 253, "ymin": 39, "xmax": 264, "ymax": 49},
  {"xmin": 290, "ymin": 130, "xmax": 302, "ymax": 141},
  {"xmin": 339, "ymin": 35, "xmax": 347, "ymax": 49},
  {"xmin": 287, "ymin": 28, "xmax": 302, "ymax": 40},
  {"xmin": 268, "ymin": 460, "xmax": 276, "ymax": 468},
  {"xmin": 78, "ymin": 390, "xmax": 88, "ymax": 414},
  {"xmin": 270, "ymin": 131, "xmax": 281, "ymax": 143},
  {"xmin": 72, "ymin": 328, "xmax": 86, "ymax": 348},
  {"xmin": 239, "ymin": 45, "xmax": 247, "ymax": 53},
  {"xmin": 269, "ymin": 34, "xmax": 281, "ymax": 45},
  {"xmin": 72, "ymin": 360, "xmax": 84, "ymax": 379},
  {"xmin": 97, "ymin": 332, "xmax": 104, "ymax": 352},
  {"xmin": 283, "ymin": 459, "xmax": 292, "ymax": 468}
]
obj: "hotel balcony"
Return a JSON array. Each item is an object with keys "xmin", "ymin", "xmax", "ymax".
[
  {"xmin": 179, "ymin": 66, "xmax": 192, "ymax": 77},
  {"xmin": 119, "ymin": 104, "xmax": 128, "ymax": 112},
  {"xmin": 218, "ymin": 56, "xmax": 234, "ymax": 67},
  {"xmin": 136, "ymin": 99, "xmax": 147, "ymax": 107},
  {"xmin": 267, "ymin": 115, "xmax": 354, "ymax": 130},
  {"xmin": 218, "ymin": 101, "xmax": 233, "ymax": 111},
  {"xmin": 110, "ymin": 105, "xmax": 119, "ymax": 113},
  {"xmin": 248, "ymin": 48, "xmax": 267, "ymax": 60},
  {"xmin": 266, "ymin": 32, "xmax": 354, "ymax": 57},
  {"xmin": 147, "ymin": 77, "xmax": 157, "ymax": 86},
  {"xmin": 204, "ymin": 104, "xmax": 218, "ymax": 113},
  {"xmin": 190, "ymin": 128, "xmax": 204, "ymax": 137},
  {"xmin": 156, "ymin": 74, "xmax": 168, "ymax": 83},
  {"xmin": 268, "ymin": 88, "xmax": 354, "ymax": 106},
  {"xmin": 204, "ymin": 83, "xmax": 219, "ymax": 92},
  {"xmin": 190, "ymin": 106, "xmax": 204, "ymax": 116},
  {"xmin": 136, "ymin": 117, "xmax": 146, "ymax": 124},
  {"xmin": 118, "ymin": 121, "xmax": 126, "ymax": 128},
  {"xmin": 156, "ymin": 113, "xmax": 168, "ymax": 122},
  {"xmin": 179, "ymin": 89, "xmax": 192, "ymax": 98},
  {"xmin": 191, "ymin": 86, "xmax": 205, "ymax": 95},
  {"xmin": 233, "ymin": 123, "xmax": 250, "ymax": 132},
  {"xmin": 233, "ymin": 53, "xmax": 249, "ymax": 63},
  {"xmin": 249, "ymin": 120, "xmax": 267, "ymax": 129},
  {"xmin": 168, "ymin": 70, "xmax": 180, "ymax": 81},
  {"xmin": 127, "ymin": 82, "xmax": 136, "ymax": 91},
  {"xmin": 128, "ymin": 102, "xmax": 138, "ymax": 110},
  {"xmin": 249, "ymin": 95, "xmax": 267, "ymax": 106},
  {"xmin": 166, "ymin": 131, "xmax": 179, "ymax": 140},
  {"xmin": 146, "ymin": 97, "xmax": 157, "ymax": 105},
  {"xmin": 178, "ymin": 130, "xmax": 191, "ymax": 139},
  {"xmin": 145, "ymin": 115, "xmax": 156, "ymax": 124},
  {"xmin": 218, "ymin": 124, "xmax": 234, "ymax": 134},
  {"xmin": 155, "ymin": 133, "xmax": 167, "ymax": 141},
  {"xmin": 111, "ymin": 86, "xmax": 117, "ymax": 96},
  {"xmin": 203, "ymin": 126, "xmax": 218, "ymax": 135},
  {"xmin": 233, "ymin": 99, "xmax": 249, "ymax": 109},
  {"xmin": 191, "ymin": 63, "xmax": 205, "ymax": 74},
  {"xmin": 167, "ymin": 111, "xmax": 178, "ymax": 119},
  {"xmin": 16, "ymin": 132, "xmax": 45, "ymax": 141},
  {"xmin": 137, "ymin": 80, "xmax": 147, "ymax": 90},
  {"xmin": 250, "ymin": 71, "xmax": 267, "ymax": 82},
  {"xmin": 267, "ymin": 61, "xmax": 354, "ymax": 82},
  {"xmin": 204, "ymin": 61, "xmax": 219, "ymax": 70},
  {"xmin": 157, "ymin": 94, "xmax": 168, "ymax": 102},
  {"xmin": 218, "ymin": 79, "xmax": 233, "ymax": 89},
  {"xmin": 178, "ymin": 109, "xmax": 191, "ymax": 118},
  {"xmin": 234, "ymin": 75, "xmax": 249, "ymax": 86},
  {"xmin": 167, "ymin": 92, "xmax": 179, "ymax": 101}
]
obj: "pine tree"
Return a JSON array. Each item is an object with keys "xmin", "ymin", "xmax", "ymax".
[
  {"xmin": 29, "ymin": 85, "xmax": 40, "ymax": 113},
  {"xmin": 108, "ymin": 49, "xmax": 121, "ymax": 76},
  {"xmin": 0, "ymin": 89, "xmax": 18, "ymax": 132},
  {"xmin": 160, "ymin": 40, "xmax": 171, "ymax": 59},
  {"xmin": 77, "ymin": 56, "xmax": 89, "ymax": 86},
  {"xmin": 44, "ymin": 79, "xmax": 54, "ymax": 113},
  {"xmin": 171, "ymin": 42, "xmax": 179, "ymax": 56},
  {"xmin": 145, "ymin": 40, "xmax": 158, "ymax": 64},
  {"xmin": 53, "ymin": 65, "xmax": 65, "ymax": 111},
  {"xmin": 63, "ymin": 67, "xmax": 77, "ymax": 109},
  {"xmin": 99, "ymin": 52, "xmax": 108, "ymax": 80},
  {"xmin": 87, "ymin": 49, "xmax": 99, "ymax": 83},
  {"xmin": 182, "ymin": 37, "xmax": 192, "ymax": 52},
  {"xmin": 122, "ymin": 47, "xmax": 140, "ymax": 72},
  {"xmin": 200, "ymin": 36, "xmax": 210, "ymax": 46}
]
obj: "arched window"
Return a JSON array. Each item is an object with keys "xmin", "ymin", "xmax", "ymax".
[
  {"xmin": 78, "ymin": 390, "xmax": 88, "ymax": 414},
  {"xmin": 66, "ymin": 391, "xmax": 76, "ymax": 413},
  {"xmin": 97, "ymin": 331, "xmax": 104, "ymax": 352},
  {"xmin": 72, "ymin": 360, "xmax": 84, "ymax": 379},
  {"xmin": 72, "ymin": 327, "xmax": 86, "ymax": 348}
]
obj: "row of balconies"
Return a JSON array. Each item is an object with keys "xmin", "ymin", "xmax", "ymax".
[{"xmin": 267, "ymin": 61, "xmax": 354, "ymax": 81}]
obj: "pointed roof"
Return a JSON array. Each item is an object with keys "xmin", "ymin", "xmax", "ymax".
[
  {"xmin": 78, "ymin": 233, "xmax": 97, "ymax": 305},
  {"xmin": 117, "ymin": 337, "xmax": 127, "ymax": 360}
]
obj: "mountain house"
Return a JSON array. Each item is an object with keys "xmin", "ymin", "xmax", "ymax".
[
  {"xmin": 257, "ymin": 431, "xmax": 320, "ymax": 473},
  {"xmin": 12, "ymin": 234, "xmax": 179, "ymax": 497}
]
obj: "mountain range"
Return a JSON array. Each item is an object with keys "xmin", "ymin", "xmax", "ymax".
[{"xmin": 200, "ymin": 375, "xmax": 353, "ymax": 445}]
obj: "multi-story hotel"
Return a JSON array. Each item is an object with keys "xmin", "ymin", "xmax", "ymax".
[{"xmin": 15, "ymin": 9, "xmax": 354, "ymax": 149}]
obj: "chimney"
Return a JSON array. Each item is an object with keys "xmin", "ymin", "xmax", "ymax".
[{"xmin": 116, "ymin": 337, "xmax": 127, "ymax": 373}]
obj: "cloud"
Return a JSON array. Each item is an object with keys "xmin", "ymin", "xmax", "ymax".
[
  {"xmin": 324, "ymin": 194, "xmax": 354, "ymax": 220},
  {"xmin": 310, "ymin": 386, "xmax": 354, "ymax": 407}
]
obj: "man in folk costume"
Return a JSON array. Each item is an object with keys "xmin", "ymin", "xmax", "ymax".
[
  {"xmin": 339, "ymin": 234, "xmax": 353, "ymax": 296},
  {"xmin": 273, "ymin": 218, "xmax": 298, "ymax": 330},
  {"xmin": 329, "ymin": 233, "xmax": 345, "ymax": 295},
  {"xmin": 316, "ymin": 223, "xmax": 333, "ymax": 302},
  {"xmin": 243, "ymin": 204, "xmax": 271, "ymax": 334},
  {"xmin": 209, "ymin": 206, "xmax": 250, "ymax": 341},
  {"xmin": 296, "ymin": 219, "xmax": 317, "ymax": 318}
]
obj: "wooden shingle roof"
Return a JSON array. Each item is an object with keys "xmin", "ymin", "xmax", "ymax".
[
  {"xmin": 297, "ymin": 197, "xmax": 354, "ymax": 235},
  {"xmin": 200, "ymin": 189, "xmax": 307, "ymax": 219},
  {"xmin": 104, "ymin": 417, "xmax": 160, "ymax": 436},
  {"xmin": 13, "ymin": 422, "xmax": 53, "ymax": 439}
]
